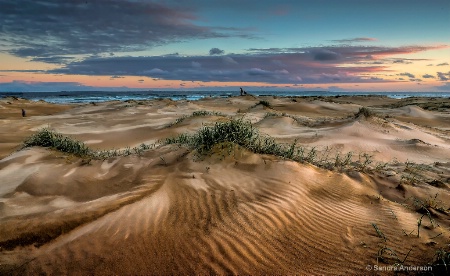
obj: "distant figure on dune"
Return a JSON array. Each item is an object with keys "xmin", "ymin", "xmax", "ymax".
[
  {"xmin": 21, "ymin": 108, "xmax": 26, "ymax": 117},
  {"xmin": 240, "ymin": 87, "xmax": 244, "ymax": 96}
]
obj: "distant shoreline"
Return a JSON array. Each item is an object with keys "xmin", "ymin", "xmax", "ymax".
[{"xmin": 1, "ymin": 90, "xmax": 450, "ymax": 104}]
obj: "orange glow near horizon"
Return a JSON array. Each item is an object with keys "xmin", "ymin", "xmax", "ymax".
[
  {"xmin": 1, "ymin": 44, "xmax": 449, "ymax": 92},
  {"xmin": 1, "ymin": 71, "xmax": 446, "ymax": 92}
]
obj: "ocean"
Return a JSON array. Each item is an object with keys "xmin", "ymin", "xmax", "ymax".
[{"xmin": 1, "ymin": 91, "xmax": 449, "ymax": 104}]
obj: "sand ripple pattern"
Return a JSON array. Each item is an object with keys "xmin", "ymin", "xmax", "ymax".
[{"xmin": 0, "ymin": 151, "xmax": 429, "ymax": 275}]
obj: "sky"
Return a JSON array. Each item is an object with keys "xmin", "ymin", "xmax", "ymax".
[{"xmin": 0, "ymin": 0, "xmax": 449, "ymax": 92}]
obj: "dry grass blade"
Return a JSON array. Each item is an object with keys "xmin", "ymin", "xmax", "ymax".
[{"xmin": 372, "ymin": 223, "xmax": 387, "ymax": 242}]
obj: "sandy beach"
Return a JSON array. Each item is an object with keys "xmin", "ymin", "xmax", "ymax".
[{"xmin": 1, "ymin": 95, "xmax": 449, "ymax": 274}]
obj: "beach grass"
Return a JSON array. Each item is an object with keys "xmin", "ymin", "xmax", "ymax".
[
  {"xmin": 165, "ymin": 118, "xmax": 335, "ymax": 166},
  {"xmin": 165, "ymin": 110, "xmax": 226, "ymax": 128},
  {"xmin": 23, "ymin": 128, "xmax": 91, "ymax": 157},
  {"xmin": 21, "ymin": 128, "xmax": 154, "ymax": 159},
  {"xmin": 354, "ymin": 107, "xmax": 374, "ymax": 118},
  {"xmin": 20, "ymin": 119, "xmax": 431, "ymax": 183},
  {"xmin": 22, "ymin": 119, "xmax": 380, "ymax": 172}
]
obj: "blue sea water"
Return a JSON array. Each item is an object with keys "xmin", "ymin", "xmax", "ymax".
[{"xmin": 1, "ymin": 91, "xmax": 449, "ymax": 104}]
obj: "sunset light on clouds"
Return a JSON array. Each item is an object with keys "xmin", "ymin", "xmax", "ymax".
[{"xmin": 0, "ymin": 0, "xmax": 449, "ymax": 92}]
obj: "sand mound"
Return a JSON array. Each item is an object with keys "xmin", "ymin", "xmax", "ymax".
[
  {"xmin": 398, "ymin": 105, "xmax": 437, "ymax": 119},
  {"xmin": 2, "ymin": 147, "xmax": 447, "ymax": 275},
  {"xmin": 301, "ymin": 116, "xmax": 450, "ymax": 163},
  {"xmin": 256, "ymin": 116, "xmax": 302, "ymax": 139}
]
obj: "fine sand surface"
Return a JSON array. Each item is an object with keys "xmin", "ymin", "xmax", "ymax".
[{"xmin": 0, "ymin": 95, "xmax": 449, "ymax": 274}]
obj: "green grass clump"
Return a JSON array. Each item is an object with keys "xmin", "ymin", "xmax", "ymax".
[
  {"xmin": 354, "ymin": 107, "xmax": 373, "ymax": 118},
  {"xmin": 401, "ymin": 160, "xmax": 426, "ymax": 185},
  {"xmin": 166, "ymin": 110, "xmax": 226, "ymax": 128},
  {"xmin": 192, "ymin": 110, "xmax": 218, "ymax": 116},
  {"xmin": 22, "ymin": 128, "xmax": 156, "ymax": 160},
  {"xmin": 166, "ymin": 119, "xmax": 260, "ymax": 154},
  {"xmin": 21, "ymin": 119, "xmax": 383, "ymax": 174},
  {"xmin": 165, "ymin": 118, "xmax": 318, "ymax": 162},
  {"xmin": 23, "ymin": 128, "xmax": 91, "ymax": 157},
  {"xmin": 263, "ymin": 112, "xmax": 288, "ymax": 119},
  {"xmin": 258, "ymin": 100, "xmax": 271, "ymax": 107},
  {"xmin": 264, "ymin": 112, "xmax": 279, "ymax": 118}
]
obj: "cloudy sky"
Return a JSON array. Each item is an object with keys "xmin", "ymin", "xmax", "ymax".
[{"xmin": 1, "ymin": 0, "xmax": 449, "ymax": 92}]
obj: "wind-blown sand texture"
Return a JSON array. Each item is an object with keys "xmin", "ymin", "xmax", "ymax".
[{"xmin": 1, "ymin": 95, "xmax": 449, "ymax": 275}]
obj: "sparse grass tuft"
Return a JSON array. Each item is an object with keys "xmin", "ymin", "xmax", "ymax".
[
  {"xmin": 166, "ymin": 119, "xmax": 260, "ymax": 155},
  {"xmin": 431, "ymin": 248, "xmax": 450, "ymax": 273},
  {"xmin": 165, "ymin": 110, "xmax": 226, "ymax": 128},
  {"xmin": 356, "ymin": 153, "xmax": 374, "ymax": 171},
  {"xmin": 164, "ymin": 118, "xmax": 389, "ymax": 173},
  {"xmin": 322, "ymin": 151, "xmax": 354, "ymax": 171},
  {"xmin": 22, "ymin": 128, "xmax": 156, "ymax": 160},
  {"xmin": 355, "ymin": 107, "xmax": 374, "ymax": 118},
  {"xmin": 263, "ymin": 112, "xmax": 279, "ymax": 118},
  {"xmin": 165, "ymin": 119, "xmax": 286, "ymax": 157},
  {"xmin": 165, "ymin": 119, "xmax": 348, "ymax": 168},
  {"xmin": 192, "ymin": 110, "xmax": 220, "ymax": 116},
  {"xmin": 401, "ymin": 160, "xmax": 426, "ymax": 185},
  {"xmin": 23, "ymin": 128, "xmax": 91, "ymax": 157},
  {"xmin": 251, "ymin": 100, "xmax": 271, "ymax": 109},
  {"xmin": 258, "ymin": 100, "xmax": 271, "ymax": 107},
  {"xmin": 377, "ymin": 246, "xmax": 412, "ymax": 266},
  {"xmin": 372, "ymin": 223, "xmax": 387, "ymax": 242}
]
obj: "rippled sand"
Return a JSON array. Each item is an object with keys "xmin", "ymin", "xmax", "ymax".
[{"xmin": 1, "ymin": 95, "xmax": 449, "ymax": 274}]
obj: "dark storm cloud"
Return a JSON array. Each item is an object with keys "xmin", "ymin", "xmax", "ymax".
[
  {"xmin": 398, "ymin": 72, "xmax": 415, "ymax": 78},
  {"xmin": 370, "ymin": 77, "xmax": 384, "ymax": 81},
  {"xmin": 0, "ymin": 80, "xmax": 149, "ymax": 92},
  {"xmin": 0, "ymin": 0, "xmax": 253, "ymax": 58},
  {"xmin": 353, "ymin": 57, "xmax": 430, "ymax": 66},
  {"xmin": 247, "ymin": 45, "xmax": 446, "ymax": 57},
  {"xmin": 209, "ymin": 48, "xmax": 225, "ymax": 55},
  {"xmin": 437, "ymin": 72, "xmax": 450, "ymax": 81},
  {"xmin": 47, "ymin": 46, "xmax": 400, "ymax": 84},
  {"xmin": 33, "ymin": 44, "xmax": 445, "ymax": 84},
  {"xmin": 0, "ymin": 69, "xmax": 45, "ymax": 73},
  {"xmin": 330, "ymin": 37, "xmax": 377, "ymax": 43},
  {"xmin": 392, "ymin": 59, "xmax": 413, "ymax": 64},
  {"xmin": 312, "ymin": 49, "xmax": 342, "ymax": 61},
  {"xmin": 31, "ymin": 56, "xmax": 76, "ymax": 64}
]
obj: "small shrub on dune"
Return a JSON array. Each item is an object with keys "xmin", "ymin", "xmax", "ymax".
[{"xmin": 354, "ymin": 107, "xmax": 373, "ymax": 118}]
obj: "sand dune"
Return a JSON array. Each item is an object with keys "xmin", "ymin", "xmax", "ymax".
[{"xmin": 1, "ymin": 95, "xmax": 449, "ymax": 274}]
